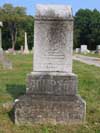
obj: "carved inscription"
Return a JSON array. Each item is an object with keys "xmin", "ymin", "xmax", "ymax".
[
  {"xmin": 28, "ymin": 78, "xmax": 76, "ymax": 95},
  {"xmin": 34, "ymin": 21, "xmax": 73, "ymax": 72}
]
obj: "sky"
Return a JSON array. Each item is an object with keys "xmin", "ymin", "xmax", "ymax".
[{"xmin": 0, "ymin": 0, "xmax": 100, "ymax": 16}]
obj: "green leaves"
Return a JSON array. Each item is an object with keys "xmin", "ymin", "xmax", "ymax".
[
  {"xmin": 74, "ymin": 9, "xmax": 100, "ymax": 50},
  {"xmin": 0, "ymin": 4, "xmax": 34, "ymax": 50}
]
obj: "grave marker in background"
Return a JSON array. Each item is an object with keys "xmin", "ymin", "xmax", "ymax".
[
  {"xmin": 0, "ymin": 22, "xmax": 13, "ymax": 69},
  {"xmin": 81, "ymin": 45, "xmax": 88, "ymax": 53},
  {"xmin": 24, "ymin": 32, "xmax": 29, "ymax": 54},
  {"xmin": 96, "ymin": 45, "xmax": 100, "ymax": 54}
]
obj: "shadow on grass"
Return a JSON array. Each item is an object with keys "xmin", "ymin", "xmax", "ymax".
[
  {"xmin": 6, "ymin": 84, "xmax": 26, "ymax": 123},
  {"xmin": 6, "ymin": 84, "xmax": 26, "ymax": 99},
  {"xmin": 8, "ymin": 108, "xmax": 15, "ymax": 123}
]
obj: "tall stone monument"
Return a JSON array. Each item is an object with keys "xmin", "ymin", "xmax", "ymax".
[
  {"xmin": 15, "ymin": 4, "xmax": 86, "ymax": 125},
  {"xmin": 24, "ymin": 32, "xmax": 29, "ymax": 54}
]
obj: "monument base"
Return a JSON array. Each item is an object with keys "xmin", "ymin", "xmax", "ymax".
[
  {"xmin": 14, "ymin": 72, "xmax": 86, "ymax": 125},
  {"xmin": 26, "ymin": 72, "xmax": 78, "ymax": 96},
  {"xmin": 14, "ymin": 94, "xmax": 86, "ymax": 125},
  {"xmin": 23, "ymin": 50, "xmax": 30, "ymax": 54}
]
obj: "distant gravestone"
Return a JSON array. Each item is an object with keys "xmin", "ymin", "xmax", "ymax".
[
  {"xmin": 0, "ymin": 22, "xmax": 12, "ymax": 69},
  {"xmin": 0, "ymin": 51, "xmax": 12, "ymax": 69},
  {"xmin": 96, "ymin": 45, "xmax": 100, "ymax": 53},
  {"xmin": 81, "ymin": 45, "xmax": 88, "ymax": 53},
  {"xmin": 0, "ymin": 50, "xmax": 4, "ymax": 62},
  {"xmin": 8, "ymin": 48, "xmax": 14, "ymax": 53},
  {"xmin": 75, "ymin": 48, "xmax": 80, "ymax": 53},
  {"xmin": 2, "ymin": 59, "xmax": 12, "ymax": 70},
  {"xmin": 14, "ymin": 4, "xmax": 86, "ymax": 125},
  {"xmin": 21, "ymin": 45, "xmax": 24, "ymax": 54}
]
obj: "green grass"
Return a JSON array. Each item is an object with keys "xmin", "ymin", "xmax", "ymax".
[{"xmin": 0, "ymin": 54, "xmax": 100, "ymax": 133}]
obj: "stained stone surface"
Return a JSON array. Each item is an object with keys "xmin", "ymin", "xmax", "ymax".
[
  {"xmin": 15, "ymin": 95, "xmax": 86, "ymax": 125},
  {"xmin": 14, "ymin": 4, "xmax": 86, "ymax": 125},
  {"xmin": 0, "ymin": 50, "xmax": 12, "ymax": 69},
  {"xmin": 26, "ymin": 72, "xmax": 77, "ymax": 95},
  {"xmin": 36, "ymin": 4, "xmax": 72, "ymax": 19},
  {"xmin": 34, "ymin": 20, "xmax": 73, "ymax": 72}
]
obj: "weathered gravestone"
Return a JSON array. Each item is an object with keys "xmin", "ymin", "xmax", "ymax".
[
  {"xmin": 80, "ymin": 45, "xmax": 88, "ymax": 53},
  {"xmin": 0, "ymin": 50, "xmax": 12, "ymax": 69},
  {"xmin": 0, "ymin": 22, "xmax": 12, "ymax": 69},
  {"xmin": 75, "ymin": 48, "xmax": 80, "ymax": 53},
  {"xmin": 14, "ymin": 4, "xmax": 86, "ymax": 125}
]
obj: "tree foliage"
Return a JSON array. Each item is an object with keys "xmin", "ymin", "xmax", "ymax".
[
  {"xmin": 0, "ymin": 4, "xmax": 34, "ymax": 50},
  {"xmin": 0, "ymin": 4, "xmax": 100, "ymax": 51},
  {"xmin": 74, "ymin": 9, "xmax": 100, "ymax": 50}
]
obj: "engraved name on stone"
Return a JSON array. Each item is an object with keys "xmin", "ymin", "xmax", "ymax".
[
  {"xmin": 31, "ymin": 103, "xmax": 82, "ymax": 120},
  {"xmin": 28, "ymin": 79, "xmax": 76, "ymax": 94}
]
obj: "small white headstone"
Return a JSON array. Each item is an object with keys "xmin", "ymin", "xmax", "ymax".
[
  {"xmin": 75, "ymin": 48, "xmax": 80, "ymax": 53},
  {"xmin": 81, "ymin": 45, "xmax": 88, "ymax": 53}
]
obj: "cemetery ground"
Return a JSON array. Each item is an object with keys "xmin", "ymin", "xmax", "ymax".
[
  {"xmin": 75, "ymin": 53, "xmax": 100, "ymax": 58},
  {"xmin": 0, "ymin": 53, "xmax": 100, "ymax": 133}
]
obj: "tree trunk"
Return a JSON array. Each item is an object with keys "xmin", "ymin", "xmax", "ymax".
[{"xmin": 9, "ymin": 22, "xmax": 17, "ymax": 51}]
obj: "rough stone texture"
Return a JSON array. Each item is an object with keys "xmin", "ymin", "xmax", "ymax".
[
  {"xmin": 34, "ymin": 19, "xmax": 73, "ymax": 72},
  {"xmin": 36, "ymin": 4, "xmax": 72, "ymax": 19},
  {"xmin": 14, "ymin": 4, "xmax": 86, "ymax": 125},
  {"xmin": 0, "ymin": 50, "xmax": 12, "ymax": 69},
  {"xmin": 26, "ymin": 72, "xmax": 77, "ymax": 95},
  {"xmin": 15, "ymin": 95, "xmax": 86, "ymax": 125}
]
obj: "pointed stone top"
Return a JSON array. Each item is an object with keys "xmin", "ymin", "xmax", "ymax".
[{"xmin": 35, "ymin": 4, "xmax": 73, "ymax": 19}]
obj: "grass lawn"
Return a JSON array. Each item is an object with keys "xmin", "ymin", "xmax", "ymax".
[{"xmin": 0, "ymin": 54, "xmax": 100, "ymax": 133}]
